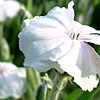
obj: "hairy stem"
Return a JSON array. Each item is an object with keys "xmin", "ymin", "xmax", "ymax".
[
  {"xmin": 26, "ymin": 67, "xmax": 41, "ymax": 100},
  {"xmin": 49, "ymin": 72, "xmax": 72, "ymax": 100}
]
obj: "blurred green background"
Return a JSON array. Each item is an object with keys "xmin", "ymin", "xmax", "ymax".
[{"xmin": 0, "ymin": 0, "xmax": 100, "ymax": 100}]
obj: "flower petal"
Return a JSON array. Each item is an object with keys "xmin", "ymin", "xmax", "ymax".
[
  {"xmin": 53, "ymin": 40, "xmax": 81, "ymax": 76},
  {"xmin": 19, "ymin": 24, "xmax": 71, "ymax": 72},
  {"xmin": 76, "ymin": 42, "xmax": 100, "ymax": 77},
  {"xmin": 18, "ymin": 1, "xmax": 76, "ymax": 72},
  {"xmin": 74, "ymin": 75, "xmax": 99, "ymax": 92},
  {"xmin": 78, "ymin": 24, "xmax": 100, "ymax": 45},
  {"xmin": 23, "ymin": 19, "xmax": 31, "ymax": 27},
  {"xmin": 81, "ymin": 25, "xmax": 100, "ymax": 35},
  {"xmin": 46, "ymin": 1, "xmax": 74, "ymax": 31},
  {"xmin": 54, "ymin": 41, "xmax": 100, "ymax": 91},
  {"xmin": 72, "ymin": 21, "xmax": 100, "ymax": 45},
  {"xmin": 19, "ymin": 9, "xmax": 75, "ymax": 72},
  {"xmin": 0, "ymin": 62, "xmax": 26, "ymax": 99},
  {"xmin": 81, "ymin": 35, "xmax": 100, "ymax": 45}
]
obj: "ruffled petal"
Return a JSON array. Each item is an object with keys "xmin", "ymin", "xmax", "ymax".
[
  {"xmin": 18, "ymin": 1, "xmax": 76, "ymax": 72},
  {"xmin": 74, "ymin": 75, "xmax": 99, "ymax": 92},
  {"xmin": 70, "ymin": 42, "xmax": 100, "ymax": 91},
  {"xmin": 81, "ymin": 34, "xmax": 100, "ymax": 45},
  {"xmin": 76, "ymin": 42, "xmax": 100, "ymax": 77},
  {"xmin": 78, "ymin": 24, "xmax": 100, "ymax": 45},
  {"xmin": 23, "ymin": 19, "xmax": 31, "ymax": 27},
  {"xmin": 19, "ymin": 9, "xmax": 75, "ymax": 72},
  {"xmin": 0, "ymin": 62, "xmax": 26, "ymax": 99},
  {"xmin": 46, "ymin": 1, "xmax": 74, "ymax": 31},
  {"xmin": 54, "ymin": 41, "xmax": 100, "ymax": 91},
  {"xmin": 19, "ymin": 24, "xmax": 71, "ymax": 72},
  {"xmin": 72, "ymin": 21, "xmax": 100, "ymax": 45},
  {"xmin": 81, "ymin": 25, "xmax": 100, "ymax": 35},
  {"xmin": 53, "ymin": 40, "xmax": 81, "ymax": 76}
]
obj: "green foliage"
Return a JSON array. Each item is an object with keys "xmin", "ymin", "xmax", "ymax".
[{"xmin": 66, "ymin": 89, "xmax": 81, "ymax": 100}]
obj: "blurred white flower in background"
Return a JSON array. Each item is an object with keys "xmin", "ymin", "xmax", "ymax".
[
  {"xmin": 0, "ymin": 62, "xmax": 26, "ymax": 99},
  {"xmin": 18, "ymin": 1, "xmax": 100, "ymax": 91},
  {"xmin": 0, "ymin": 0, "xmax": 21, "ymax": 22}
]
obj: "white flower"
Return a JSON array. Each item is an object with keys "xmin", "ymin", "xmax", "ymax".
[
  {"xmin": 18, "ymin": 1, "xmax": 100, "ymax": 91},
  {"xmin": 0, "ymin": 62, "xmax": 26, "ymax": 99},
  {"xmin": 0, "ymin": 0, "xmax": 21, "ymax": 22}
]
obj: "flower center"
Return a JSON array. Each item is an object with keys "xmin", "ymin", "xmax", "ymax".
[
  {"xmin": 68, "ymin": 27, "xmax": 81, "ymax": 40},
  {"xmin": 70, "ymin": 32, "xmax": 80, "ymax": 40}
]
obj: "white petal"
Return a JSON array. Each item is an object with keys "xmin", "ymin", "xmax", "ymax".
[
  {"xmin": 0, "ymin": 0, "xmax": 3, "ymax": 4},
  {"xmin": 19, "ymin": 26, "xmax": 70, "ymax": 72},
  {"xmin": 0, "ymin": 62, "xmax": 26, "ymax": 99},
  {"xmin": 81, "ymin": 25, "xmax": 100, "ymax": 35},
  {"xmin": 53, "ymin": 40, "xmax": 81, "ymax": 76},
  {"xmin": 73, "ymin": 21, "xmax": 100, "ymax": 36},
  {"xmin": 19, "ymin": 10, "xmax": 74, "ymax": 72},
  {"xmin": 72, "ymin": 21, "xmax": 100, "ymax": 45},
  {"xmin": 23, "ymin": 16, "xmax": 67, "ymax": 36},
  {"xmin": 74, "ymin": 75, "xmax": 99, "ymax": 92},
  {"xmin": 77, "ymin": 24, "xmax": 100, "ymax": 45},
  {"xmin": 76, "ymin": 42, "xmax": 100, "ymax": 77},
  {"xmin": 18, "ymin": 1, "xmax": 76, "ymax": 72},
  {"xmin": 46, "ymin": 1, "xmax": 74, "ymax": 31},
  {"xmin": 23, "ymin": 19, "xmax": 31, "ymax": 27},
  {"xmin": 81, "ymin": 35, "xmax": 100, "ymax": 45},
  {"xmin": 54, "ymin": 41, "xmax": 100, "ymax": 91},
  {"xmin": 0, "ymin": 0, "xmax": 21, "ymax": 22}
]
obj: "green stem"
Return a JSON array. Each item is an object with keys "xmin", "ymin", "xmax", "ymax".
[
  {"xmin": 21, "ymin": 5, "xmax": 33, "ymax": 19},
  {"xmin": 0, "ymin": 24, "xmax": 10, "ymax": 61},
  {"xmin": 26, "ymin": 67, "xmax": 41, "ymax": 100},
  {"xmin": 27, "ymin": 67, "xmax": 36, "ymax": 100},
  {"xmin": 49, "ymin": 72, "xmax": 72, "ymax": 100},
  {"xmin": 0, "ymin": 24, "xmax": 3, "ymax": 38},
  {"xmin": 36, "ymin": 81, "xmax": 48, "ymax": 100}
]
